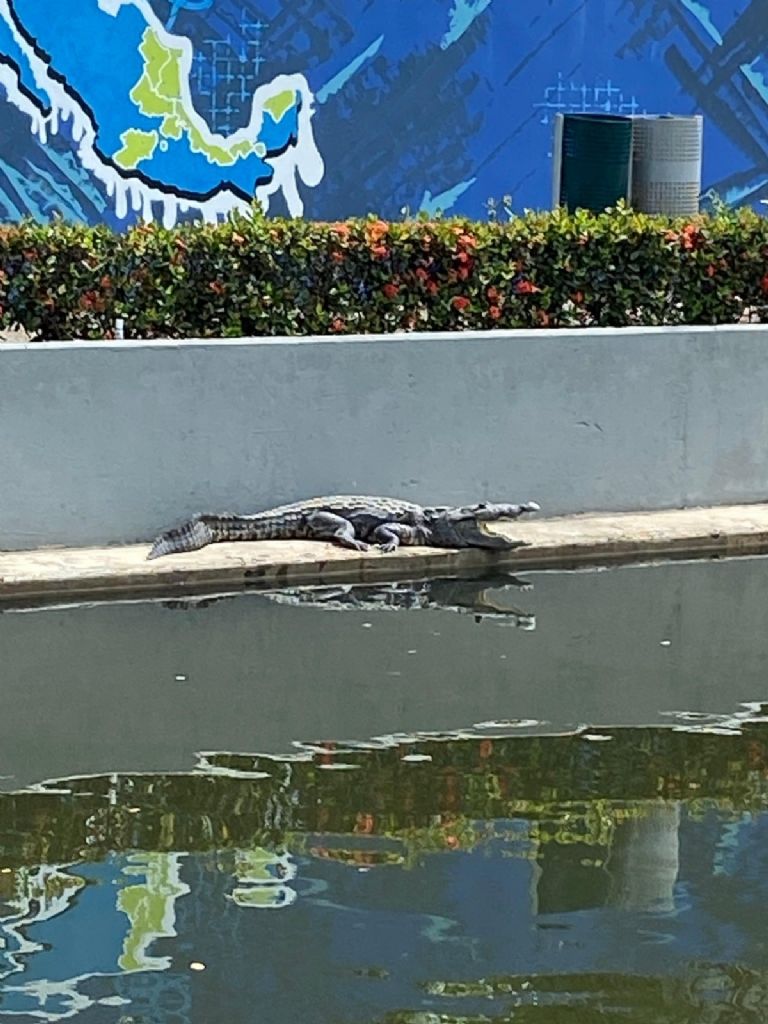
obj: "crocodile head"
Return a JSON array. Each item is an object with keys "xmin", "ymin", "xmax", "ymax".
[{"xmin": 424, "ymin": 501, "xmax": 540, "ymax": 550}]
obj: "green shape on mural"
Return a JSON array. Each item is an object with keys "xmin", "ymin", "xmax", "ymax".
[
  {"xmin": 113, "ymin": 127, "xmax": 159, "ymax": 168},
  {"xmin": 263, "ymin": 90, "xmax": 294, "ymax": 122},
  {"xmin": 126, "ymin": 27, "xmax": 297, "ymax": 169}
]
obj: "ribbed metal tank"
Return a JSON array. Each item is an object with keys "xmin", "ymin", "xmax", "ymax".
[
  {"xmin": 630, "ymin": 114, "xmax": 703, "ymax": 215},
  {"xmin": 557, "ymin": 113, "xmax": 633, "ymax": 212}
]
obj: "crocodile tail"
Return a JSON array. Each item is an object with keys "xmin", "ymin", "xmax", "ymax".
[{"xmin": 147, "ymin": 518, "xmax": 215, "ymax": 560}]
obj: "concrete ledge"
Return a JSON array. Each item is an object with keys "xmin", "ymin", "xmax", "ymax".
[
  {"xmin": 4, "ymin": 326, "xmax": 768, "ymax": 550},
  {"xmin": 2, "ymin": 504, "xmax": 768, "ymax": 604}
]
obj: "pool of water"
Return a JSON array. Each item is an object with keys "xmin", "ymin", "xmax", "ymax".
[{"xmin": 1, "ymin": 557, "xmax": 768, "ymax": 1022}]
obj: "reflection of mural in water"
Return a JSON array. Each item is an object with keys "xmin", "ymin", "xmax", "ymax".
[
  {"xmin": 1, "ymin": 1, "xmax": 768, "ymax": 225},
  {"xmin": 0, "ymin": 855, "xmax": 190, "ymax": 1019},
  {"xmin": 1, "ymin": 708, "xmax": 768, "ymax": 1020}
]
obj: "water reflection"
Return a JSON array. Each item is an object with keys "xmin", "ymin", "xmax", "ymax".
[
  {"xmin": 2, "ymin": 707, "xmax": 768, "ymax": 1021},
  {"xmin": 160, "ymin": 572, "xmax": 537, "ymax": 630}
]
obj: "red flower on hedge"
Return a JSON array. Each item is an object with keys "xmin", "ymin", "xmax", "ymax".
[
  {"xmin": 761, "ymin": 273, "xmax": 768, "ymax": 295},
  {"xmin": 415, "ymin": 267, "xmax": 429, "ymax": 282},
  {"xmin": 366, "ymin": 219, "xmax": 389, "ymax": 243},
  {"xmin": 486, "ymin": 286, "xmax": 500, "ymax": 302},
  {"xmin": 79, "ymin": 290, "xmax": 105, "ymax": 312},
  {"xmin": 680, "ymin": 223, "xmax": 702, "ymax": 251},
  {"xmin": 382, "ymin": 282, "xmax": 399, "ymax": 299},
  {"xmin": 208, "ymin": 280, "xmax": 225, "ymax": 295},
  {"xmin": 331, "ymin": 250, "xmax": 345, "ymax": 263},
  {"xmin": 331, "ymin": 317, "xmax": 345, "ymax": 333},
  {"xmin": 456, "ymin": 249, "xmax": 474, "ymax": 282},
  {"xmin": 332, "ymin": 223, "xmax": 351, "ymax": 238},
  {"xmin": 515, "ymin": 279, "xmax": 540, "ymax": 295},
  {"xmin": 371, "ymin": 244, "xmax": 389, "ymax": 260},
  {"xmin": 488, "ymin": 305, "xmax": 502, "ymax": 320},
  {"xmin": 426, "ymin": 280, "xmax": 439, "ymax": 295},
  {"xmin": 452, "ymin": 295, "xmax": 470, "ymax": 312}
]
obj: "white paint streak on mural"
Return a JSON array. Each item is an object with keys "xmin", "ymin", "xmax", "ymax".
[
  {"xmin": 316, "ymin": 35, "xmax": 385, "ymax": 104},
  {"xmin": 420, "ymin": 176, "xmax": 477, "ymax": 215},
  {"xmin": 679, "ymin": 0, "xmax": 722, "ymax": 45},
  {"xmin": 441, "ymin": 0, "xmax": 493, "ymax": 50}
]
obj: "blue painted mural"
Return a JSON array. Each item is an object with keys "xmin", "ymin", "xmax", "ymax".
[{"xmin": 0, "ymin": 0, "xmax": 765, "ymax": 226}]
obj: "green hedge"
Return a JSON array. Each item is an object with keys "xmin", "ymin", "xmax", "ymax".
[{"xmin": 1, "ymin": 204, "xmax": 767, "ymax": 340}]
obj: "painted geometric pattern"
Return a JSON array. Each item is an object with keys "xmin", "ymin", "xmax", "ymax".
[{"xmin": 0, "ymin": 0, "xmax": 765, "ymax": 226}]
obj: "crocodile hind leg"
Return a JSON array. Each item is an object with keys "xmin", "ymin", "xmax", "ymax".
[{"xmin": 305, "ymin": 511, "xmax": 370, "ymax": 551}]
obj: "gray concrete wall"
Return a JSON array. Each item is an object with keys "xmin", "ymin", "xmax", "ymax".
[{"xmin": 1, "ymin": 324, "xmax": 767, "ymax": 550}]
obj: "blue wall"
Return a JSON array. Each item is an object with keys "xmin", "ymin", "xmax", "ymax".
[{"xmin": 0, "ymin": 0, "xmax": 765, "ymax": 226}]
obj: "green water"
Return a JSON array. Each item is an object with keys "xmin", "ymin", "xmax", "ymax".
[{"xmin": 1, "ymin": 558, "xmax": 768, "ymax": 1022}]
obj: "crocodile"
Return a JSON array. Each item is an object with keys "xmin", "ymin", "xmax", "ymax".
[{"xmin": 147, "ymin": 495, "xmax": 540, "ymax": 560}]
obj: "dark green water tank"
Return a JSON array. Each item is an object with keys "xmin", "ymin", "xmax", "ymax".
[{"xmin": 559, "ymin": 113, "xmax": 633, "ymax": 212}]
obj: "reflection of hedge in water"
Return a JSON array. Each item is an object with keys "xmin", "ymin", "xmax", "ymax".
[
  {"xmin": 1, "ymin": 726, "xmax": 766, "ymax": 866},
  {"xmin": 379, "ymin": 965, "xmax": 768, "ymax": 1022}
]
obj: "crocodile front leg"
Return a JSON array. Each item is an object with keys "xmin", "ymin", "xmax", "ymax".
[
  {"xmin": 370, "ymin": 522, "xmax": 431, "ymax": 553},
  {"xmin": 304, "ymin": 511, "xmax": 370, "ymax": 551}
]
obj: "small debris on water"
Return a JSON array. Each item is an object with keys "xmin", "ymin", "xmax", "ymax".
[
  {"xmin": 660, "ymin": 640, "xmax": 671, "ymax": 647},
  {"xmin": 189, "ymin": 962, "xmax": 206, "ymax": 972},
  {"xmin": 474, "ymin": 719, "xmax": 540, "ymax": 730},
  {"xmin": 401, "ymin": 754, "xmax": 432, "ymax": 763},
  {"xmin": 175, "ymin": 674, "xmax": 188, "ymax": 682},
  {"xmin": 661, "ymin": 710, "xmax": 719, "ymax": 722},
  {"xmin": 582, "ymin": 733, "xmax": 613, "ymax": 742},
  {"xmin": 362, "ymin": 622, "xmax": 373, "ymax": 629},
  {"xmin": 407, "ymin": 649, "xmax": 417, "ymax": 655},
  {"xmin": 353, "ymin": 966, "xmax": 390, "ymax": 979}
]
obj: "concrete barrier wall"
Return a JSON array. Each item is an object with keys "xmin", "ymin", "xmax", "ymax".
[{"xmin": 1, "ymin": 325, "xmax": 768, "ymax": 550}]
